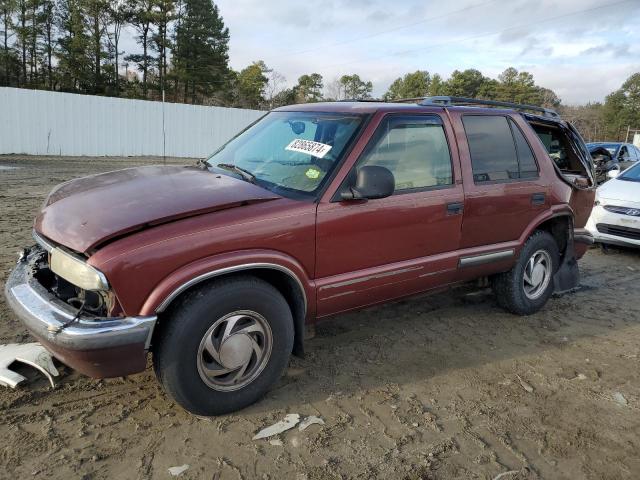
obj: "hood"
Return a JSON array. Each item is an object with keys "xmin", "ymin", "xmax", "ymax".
[
  {"xmin": 35, "ymin": 165, "xmax": 279, "ymax": 253},
  {"xmin": 598, "ymin": 178, "xmax": 640, "ymax": 207}
]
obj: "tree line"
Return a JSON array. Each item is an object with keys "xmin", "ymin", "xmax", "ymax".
[{"xmin": 0, "ymin": 0, "xmax": 638, "ymax": 141}]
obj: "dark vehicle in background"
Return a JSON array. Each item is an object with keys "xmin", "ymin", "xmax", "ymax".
[
  {"xmin": 587, "ymin": 142, "xmax": 640, "ymax": 183},
  {"xmin": 6, "ymin": 96, "xmax": 595, "ymax": 416}
]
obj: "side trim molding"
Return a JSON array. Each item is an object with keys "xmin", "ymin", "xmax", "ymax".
[
  {"xmin": 459, "ymin": 249, "xmax": 515, "ymax": 268},
  {"xmin": 155, "ymin": 263, "xmax": 308, "ymax": 315}
]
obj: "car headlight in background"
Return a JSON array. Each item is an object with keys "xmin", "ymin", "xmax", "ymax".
[{"xmin": 49, "ymin": 247, "xmax": 109, "ymax": 291}]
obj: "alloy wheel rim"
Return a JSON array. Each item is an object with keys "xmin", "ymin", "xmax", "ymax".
[
  {"xmin": 523, "ymin": 249, "xmax": 552, "ymax": 300},
  {"xmin": 196, "ymin": 310, "xmax": 272, "ymax": 391}
]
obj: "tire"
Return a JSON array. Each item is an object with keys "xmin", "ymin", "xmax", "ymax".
[
  {"xmin": 153, "ymin": 275, "xmax": 294, "ymax": 416},
  {"xmin": 492, "ymin": 231, "xmax": 560, "ymax": 315}
]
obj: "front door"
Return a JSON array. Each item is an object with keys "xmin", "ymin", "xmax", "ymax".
[{"xmin": 315, "ymin": 113, "xmax": 464, "ymax": 317}]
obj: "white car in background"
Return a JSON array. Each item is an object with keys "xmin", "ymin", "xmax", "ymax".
[{"xmin": 586, "ymin": 162, "xmax": 640, "ymax": 248}]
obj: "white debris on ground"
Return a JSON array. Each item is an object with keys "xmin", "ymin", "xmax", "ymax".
[
  {"xmin": 298, "ymin": 416, "xmax": 324, "ymax": 431},
  {"xmin": 613, "ymin": 392, "xmax": 628, "ymax": 406},
  {"xmin": 168, "ymin": 464, "xmax": 189, "ymax": 476},
  {"xmin": 0, "ymin": 343, "xmax": 59, "ymax": 388},
  {"xmin": 253, "ymin": 414, "xmax": 300, "ymax": 440},
  {"xmin": 516, "ymin": 374, "xmax": 534, "ymax": 393}
]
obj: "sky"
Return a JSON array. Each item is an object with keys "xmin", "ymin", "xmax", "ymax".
[{"xmin": 209, "ymin": 0, "xmax": 640, "ymax": 105}]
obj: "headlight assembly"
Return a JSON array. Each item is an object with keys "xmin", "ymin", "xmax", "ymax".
[{"xmin": 49, "ymin": 247, "xmax": 109, "ymax": 291}]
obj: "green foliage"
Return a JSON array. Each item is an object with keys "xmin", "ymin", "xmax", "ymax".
[
  {"xmin": 339, "ymin": 73, "xmax": 372, "ymax": 100},
  {"xmin": 294, "ymin": 73, "xmax": 323, "ymax": 103},
  {"xmin": 602, "ymin": 73, "xmax": 640, "ymax": 140},
  {"xmin": 173, "ymin": 0, "xmax": 230, "ymax": 104},
  {"xmin": 0, "ymin": 0, "xmax": 636, "ymax": 143},
  {"xmin": 56, "ymin": 0, "xmax": 93, "ymax": 91},
  {"xmin": 383, "ymin": 70, "xmax": 430, "ymax": 101},
  {"xmin": 234, "ymin": 60, "xmax": 268, "ymax": 109},
  {"xmin": 443, "ymin": 69, "xmax": 487, "ymax": 98},
  {"xmin": 428, "ymin": 73, "xmax": 445, "ymax": 96}
]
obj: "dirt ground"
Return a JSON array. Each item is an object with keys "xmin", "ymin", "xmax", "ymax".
[{"xmin": 0, "ymin": 155, "xmax": 639, "ymax": 480}]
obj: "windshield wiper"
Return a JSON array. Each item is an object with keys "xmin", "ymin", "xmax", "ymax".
[{"xmin": 216, "ymin": 163, "xmax": 256, "ymax": 183}]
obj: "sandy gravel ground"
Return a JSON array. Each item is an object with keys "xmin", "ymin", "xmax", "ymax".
[{"xmin": 1, "ymin": 155, "xmax": 639, "ymax": 480}]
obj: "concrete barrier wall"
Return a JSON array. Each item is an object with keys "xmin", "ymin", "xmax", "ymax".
[{"xmin": 0, "ymin": 87, "xmax": 264, "ymax": 158}]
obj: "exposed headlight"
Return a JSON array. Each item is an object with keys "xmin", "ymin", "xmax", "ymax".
[{"xmin": 49, "ymin": 247, "xmax": 109, "ymax": 291}]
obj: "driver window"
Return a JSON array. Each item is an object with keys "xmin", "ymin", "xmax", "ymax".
[
  {"xmin": 356, "ymin": 115, "xmax": 453, "ymax": 192},
  {"xmin": 619, "ymin": 146, "xmax": 628, "ymax": 159}
]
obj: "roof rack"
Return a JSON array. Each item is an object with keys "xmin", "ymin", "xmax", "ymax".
[{"xmin": 413, "ymin": 96, "xmax": 559, "ymax": 118}]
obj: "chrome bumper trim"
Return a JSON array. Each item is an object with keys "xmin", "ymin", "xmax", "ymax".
[
  {"xmin": 5, "ymin": 258, "xmax": 157, "ymax": 351},
  {"xmin": 32, "ymin": 229, "xmax": 55, "ymax": 253}
]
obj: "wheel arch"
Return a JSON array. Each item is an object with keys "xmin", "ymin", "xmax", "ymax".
[
  {"xmin": 521, "ymin": 208, "xmax": 575, "ymax": 257},
  {"xmin": 148, "ymin": 260, "xmax": 311, "ymax": 358}
]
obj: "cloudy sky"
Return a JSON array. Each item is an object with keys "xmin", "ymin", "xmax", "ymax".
[{"xmin": 212, "ymin": 0, "xmax": 640, "ymax": 104}]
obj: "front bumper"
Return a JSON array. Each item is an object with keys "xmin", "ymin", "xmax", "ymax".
[
  {"xmin": 586, "ymin": 206, "xmax": 640, "ymax": 248},
  {"xmin": 4, "ymin": 254, "xmax": 157, "ymax": 378}
]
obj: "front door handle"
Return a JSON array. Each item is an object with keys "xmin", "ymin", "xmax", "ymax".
[
  {"xmin": 531, "ymin": 193, "xmax": 546, "ymax": 206},
  {"xmin": 446, "ymin": 202, "xmax": 464, "ymax": 215}
]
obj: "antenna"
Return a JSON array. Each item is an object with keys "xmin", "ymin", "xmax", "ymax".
[{"xmin": 162, "ymin": 83, "xmax": 166, "ymax": 165}]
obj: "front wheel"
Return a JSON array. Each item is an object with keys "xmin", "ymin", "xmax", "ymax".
[
  {"xmin": 153, "ymin": 276, "xmax": 294, "ymax": 416},
  {"xmin": 492, "ymin": 231, "xmax": 559, "ymax": 315}
]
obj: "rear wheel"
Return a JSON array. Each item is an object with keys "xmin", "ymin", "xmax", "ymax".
[
  {"xmin": 493, "ymin": 231, "xmax": 559, "ymax": 315},
  {"xmin": 153, "ymin": 276, "xmax": 294, "ymax": 416}
]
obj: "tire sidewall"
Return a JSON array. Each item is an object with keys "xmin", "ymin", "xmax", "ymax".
[
  {"xmin": 156, "ymin": 278, "xmax": 294, "ymax": 416},
  {"xmin": 513, "ymin": 233, "xmax": 559, "ymax": 312}
]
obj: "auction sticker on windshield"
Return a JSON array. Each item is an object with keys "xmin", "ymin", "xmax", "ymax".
[{"xmin": 285, "ymin": 139, "xmax": 332, "ymax": 159}]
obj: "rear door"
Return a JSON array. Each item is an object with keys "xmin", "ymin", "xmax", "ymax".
[
  {"xmin": 450, "ymin": 112, "xmax": 550, "ymax": 251},
  {"xmin": 314, "ymin": 113, "xmax": 464, "ymax": 317}
]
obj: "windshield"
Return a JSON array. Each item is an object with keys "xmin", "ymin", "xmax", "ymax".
[
  {"xmin": 205, "ymin": 111, "xmax": 365, "ymax": 198},
  {"xmin": 619, "ymin": 162, "xmax": 640, "ymax": 182}
]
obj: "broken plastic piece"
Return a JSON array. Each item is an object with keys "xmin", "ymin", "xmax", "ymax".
[
  {"xmin": 298, "ymin": 415, "xmax": 324, "ymax": 431},
  {"xmin": 0, "ymin": 343, "xmax": 59, "ymax": 388},
  {"xmin": 168, "ymin": 464, "xmax": 189, "ymax": 476},
  {"xmin": 516, "ymin": 374, "xmax": 534, "ymax": 393},
  {"xmin": 253, "ymin": 413, "xmax": 300, "ymax": 440},
  {"xmin": 613, "ymin": 392, "xmax": 628, "ymax": 406}
]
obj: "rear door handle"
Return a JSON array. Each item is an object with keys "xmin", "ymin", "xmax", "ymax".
[
  {"xmin": 446, "ymin": 202, "xmax": 464, "ymax": 215},
  {"xmin": 531, "ymin": 193, "xmax": 546, "ymax": 206}
]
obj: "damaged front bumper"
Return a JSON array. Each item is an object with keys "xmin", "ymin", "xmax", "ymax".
[{"xmin": 4, "ymin": 249, "xmax": 157, "ymax": 378}]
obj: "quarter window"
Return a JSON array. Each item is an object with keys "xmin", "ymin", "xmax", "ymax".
[
  {"xmin": 509, "ymin": 119, "xmax": 539, "ymax": 178},
  {"xmin": 356, "ymin": 115, "xmax": 453, "ymax": 192},
  {"xmin": 462, "ymin": 115, "xmax": 538, "ymax": 183}
]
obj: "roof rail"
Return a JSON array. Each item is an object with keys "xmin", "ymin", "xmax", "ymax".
[{"xmin": 417, "ymin": 96, "xmax": 559, "ymax": 118}]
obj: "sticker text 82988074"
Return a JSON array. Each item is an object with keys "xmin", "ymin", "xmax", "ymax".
[{"xmin": 285, "ymin": 139, "xmax": 332, "ymax": 159}]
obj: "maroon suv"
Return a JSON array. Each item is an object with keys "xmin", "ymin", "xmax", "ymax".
[{"xmin": 5, "ymin": 97, "xmax": 595, "ymax": 415}]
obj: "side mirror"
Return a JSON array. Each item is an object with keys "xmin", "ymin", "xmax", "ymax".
[
  {"xmin": 607, "ymin": 168, "xmax": 620, "ymax": 179},
  {"xmin": 341, "ymin": 165, "xmax": 395, "ymax": 201}
]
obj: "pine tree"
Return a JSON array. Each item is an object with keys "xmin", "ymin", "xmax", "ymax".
[
  {"xmin": 40, "ymin": 0, "xmax": 55, "ymax": 89},
  {"xmin": 105, "ymin": 0, "xmax": 127, "ymax": 93},
  {"xmin": 84, "ymin": 0, "xmax": 109, "ymax": 94},
  {"xmin": 0, "ymin": 0, "xmax": 17, "ymax": 86},
  {"xmin": 173, "ymin": 0, "xmax": 229, "ymax": 104},
  {"xmin": 56, "ymin": 0, "xmax": 92, "ymax": 91},
  {"xmin": 151, "ymin": 0, "xmax": 175, "ymax": 94},
  {"xmin": 125, "ymin": 0, "xmax": 155, "ymax": 98}
]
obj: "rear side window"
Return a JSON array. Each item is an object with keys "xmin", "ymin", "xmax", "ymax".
[
  {"xmin": 357, "ymin": 115, "xmax": 453, "ymax": 191},
  {"xmin": 462, "ymin": 115, "xmax": 539, "ymax": 183},
  {"xmin": 509, "ymin": 119, "xmax": 538, "ymax": 178}
]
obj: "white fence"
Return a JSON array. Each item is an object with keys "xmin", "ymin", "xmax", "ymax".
[{"xmin": 0, "ymin": 87, "xmax": 264, "ymax": 158}]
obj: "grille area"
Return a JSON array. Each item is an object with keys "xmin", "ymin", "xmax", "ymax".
[
  {"xmin": 596, "ymin": 223, "xmax": 640, "ymax": 240},
  {"xmin": 603, "ymin": 205, "xmax": 640, "ymax": 217}
]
